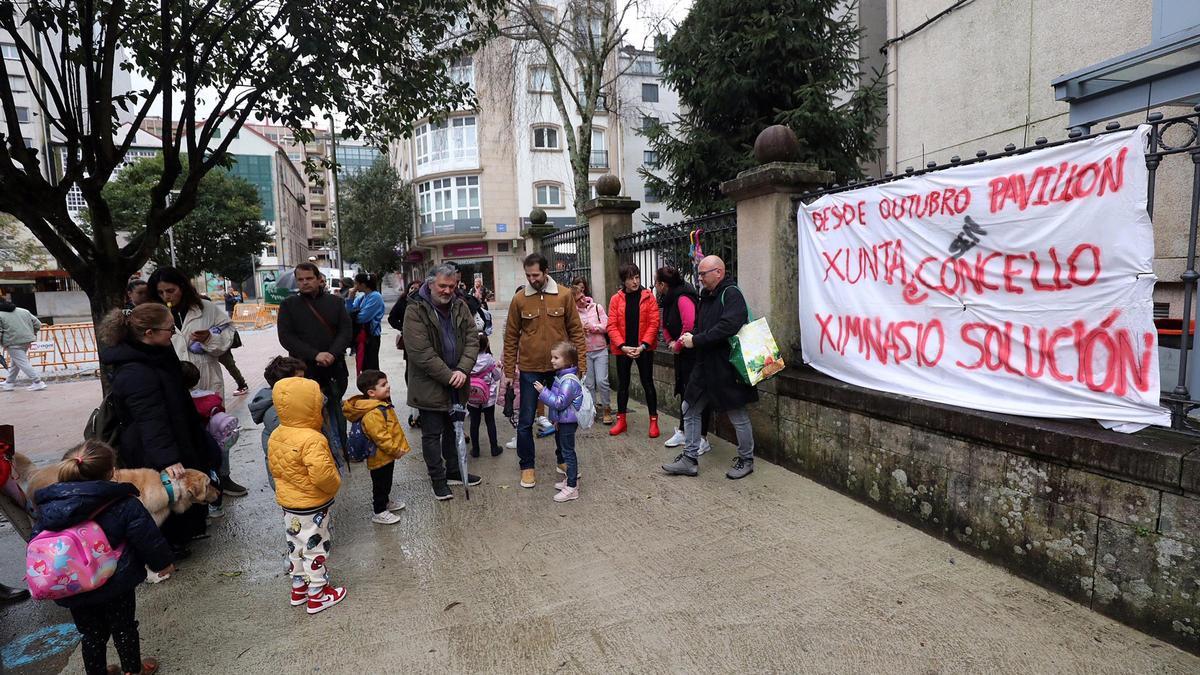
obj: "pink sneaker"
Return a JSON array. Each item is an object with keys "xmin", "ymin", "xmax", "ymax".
[
  {"xmin": 290, "ymin": 585, "xmax": 307, "ymax": 607},
  {"xmin": 553, "ymin": 486, "xmax": 579, "ymax": 502},
  {"xmin": 554, "ymin": 480, "xmax": 567, "ymax": 490},
  {"xmin": 306, "ymin": 585, "xmax": 346, "ymax": 614}
]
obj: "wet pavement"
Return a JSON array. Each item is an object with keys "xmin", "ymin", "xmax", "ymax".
[{"xmin": 2, "ymin": 317, "xmax": 1199, "ymax": 673}]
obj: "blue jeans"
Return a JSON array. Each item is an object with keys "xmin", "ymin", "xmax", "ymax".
[
  {"xmin": 518, "ymin": 371, "xmax": 555, "ymax": 470},
  {"xmin": 556, "ymin": 422, "xmax": 578, "ymax": 487}
]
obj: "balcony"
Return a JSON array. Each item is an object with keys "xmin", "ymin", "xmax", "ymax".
[
  {"xmin": 418, "ymin": 217, "xmax": 483, "ymax": 239},
  {"xmin": 589, "ymin": 149, "xmax": 608, "ymax": 169}
]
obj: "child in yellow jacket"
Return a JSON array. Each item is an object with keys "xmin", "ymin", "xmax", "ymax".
[
  {"xmin": 342, "ymin": 369, "xmax": 412, "ymax": 525},
  {"xmin": 268, "ymin": 377, "xmax": 345, "ymax": 614}
]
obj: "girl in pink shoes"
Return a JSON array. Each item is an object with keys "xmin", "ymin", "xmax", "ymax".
[{"xmin": 534, "ymin": 341, "xmax": 584, "ymax": 502}]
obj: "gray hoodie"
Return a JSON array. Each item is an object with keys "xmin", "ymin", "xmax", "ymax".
[{"xmin": 249, "ymin": 387, "xmax": 280, "ymax": 490}]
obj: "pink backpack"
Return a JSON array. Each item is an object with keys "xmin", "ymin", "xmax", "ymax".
[
  {"xmin": 469, "ymin": 362, "xmax": 498, "ymax": 408},
  {"xmin": 26, "ymin": 504, "xmax": 126, "ymax": 600}
]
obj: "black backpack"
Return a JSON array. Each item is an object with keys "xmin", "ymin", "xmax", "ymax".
[{"xmin": 85, "ymin": 392, "xmax": 123, "ymax": 449}]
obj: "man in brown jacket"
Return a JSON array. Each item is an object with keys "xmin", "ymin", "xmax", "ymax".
[
  {"xmin": 503, "ymin": 253, "xmax": 587, "ymax": 489},
  {"xmin": 405, "ymin": 264, "xmax": 481, "ymax": 501}
]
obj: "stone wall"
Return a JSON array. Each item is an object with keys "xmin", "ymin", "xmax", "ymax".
[{"xmin": 626, "ymin": 352, "xmax": 1200, "ymax": 653}]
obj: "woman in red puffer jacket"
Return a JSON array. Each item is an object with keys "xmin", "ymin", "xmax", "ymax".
[{"xmin": 605, "ymin": 263, "xmax": 661, "ymax": 438}]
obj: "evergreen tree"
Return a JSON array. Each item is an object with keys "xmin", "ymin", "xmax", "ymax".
[
  {"xmin": 643, "ymin": 0, "xmax": 885, "ymax": 216},
  {"xmin": 339, "ymin": 157, "xmax": 415, "ymax": 276}
]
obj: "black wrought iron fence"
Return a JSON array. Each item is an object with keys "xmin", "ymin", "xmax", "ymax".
[
  {"xmin": 794, "ymin": 105, "xmax": 1200, "ymax": 431},
  {"xmin": 540, "ymin": 223, "xmax": 591, "ymax": 287},
  {"xmin": 613, "ymin": 210, "xmax": 737, "ymax": 294}
]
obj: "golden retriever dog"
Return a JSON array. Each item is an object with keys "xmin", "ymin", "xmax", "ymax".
[{"xmin": 14, "ymin": 452, "xmax": 221, "ymax": 526}]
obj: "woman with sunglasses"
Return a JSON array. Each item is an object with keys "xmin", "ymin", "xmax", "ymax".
[{"xmin": 98, "ymin": 303, "xmax": 214, "ymax": 557}]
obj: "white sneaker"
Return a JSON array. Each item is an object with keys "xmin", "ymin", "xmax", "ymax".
[
  {"xmin": 697, "ymin": 438, "xmax": 713, "ymax": 456},
  {"xmin": 0, "ymin": 383, "xmax": 13, "ymax": 392},
  {"xmin": 371, "ymin": 510, "xmax": 402, "ymax": 525},
  {"xmin": 664, "ymin": 429, "xmax": 686, "ymax": 447},
  {"xmin": 536, "ymin": 416, "xmax": 553, "ymax": 432},
  {"xmin": 27, "ymin": 381, "xmax": 46, "ymax": 391},
  {"xmin": 385, "ymin": 500, "xmax": 406, "ymax": 512},
  {"xmin": 505, "ymin": 437, "xmax": 517, "ymax": 449}
]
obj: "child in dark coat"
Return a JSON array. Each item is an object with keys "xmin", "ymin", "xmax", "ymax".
[{"xmin": 31, "ymin": 440, "xmax": 175, "ymax": 675}]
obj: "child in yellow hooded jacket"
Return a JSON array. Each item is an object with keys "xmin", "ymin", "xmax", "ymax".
[
  {"xmin": 342, "ymin": 369, "xmax": 412, "ymax": 525},
  {"xmin": 268, "ymin": 376, "xmax": 345, "ymax": 614}
]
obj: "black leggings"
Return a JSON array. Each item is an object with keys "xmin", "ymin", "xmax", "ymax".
[
  {"xmin": 71, "ymin": 590, "xmax": 141, "ymax": 675},
  {"xmin": 469, "ymin": 406, "xmax": 498, "ymax": 453},
  {"xmin": 616, "ymin": 351, "xmax": 657, "ymax": 415}
]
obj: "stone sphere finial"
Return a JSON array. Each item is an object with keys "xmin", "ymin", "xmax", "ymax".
[
  {"xmin": 753, "ymin": 125, "xmax": 801, "ymax": 164},
  {"xmin": 529, "ymin": 208, "xmax": 548, "ymax": 225},
  {"xmin": 596, "ymin": 174, "xmax": 621, "ymax": 197}
]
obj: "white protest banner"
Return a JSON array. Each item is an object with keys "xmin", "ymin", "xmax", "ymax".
[{"xmin": 796, "ymin": 127, "xmax": 1170, "ymax": 429}]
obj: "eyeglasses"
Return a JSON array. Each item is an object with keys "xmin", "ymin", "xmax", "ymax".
[
  {"xmin": 150, "ymin": 326, "xmax": 176, "ymax": 334},
  {"xmin": 697, "ymin": 268, "xmax": 718, "ymax": 276}
]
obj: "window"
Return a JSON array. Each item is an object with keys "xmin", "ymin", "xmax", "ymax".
[
  {"xmin": 641, "ymin": 83, "xmax": 659, "ymax": 102},
  {"xmin": 450, "ymin": 55, "xmax": 474, "ymax": 89},
  {"xmin": 532, "ymin": 126, "xmax": 559, "ymax": 149},
  {"xmin": 21, "ymin": 137, "xmax": 31, "ymax": 147},
  {"xmin": 288, "ymin": 152, "xmax": 302, "ymax": 161},
  {"xmin": 8, "ymin": 74, "xmax": 25, "ymax": 92},
  {"xmin": 14, "ymin": 107, "xmax": 29, "ymax": 123},
  {"xmin": 589, "ymin": 128, "xmax": 607, "ymax": 168},
  {"xmin": 310, "ymin": 186, "xmax": 325, "ymax": 195},
  {"xmin": 629, "ymin": 57, "xmax": 658, "ymax": 76},
  {"xmin": 1, "ymin": 43, "xmax": 17, "ymax": 60},
  {"xmin": 1154, "ymin": 0, "xmax": 1200, "ymax": 42},
  {"xmin": 643, "ymin": 150, "xmax": 659, "ymax": 168},
  {"xmin": 415, "ymin": 116, "xmax": 478, "ymax": 166},
  {"xmin": 267, "ymin": 244, "xmax": 278, "ymax": 257},
  {"xmin": 312, "ymin": 221, "xmax": 327, "ymax": 230},
  {"xmin": 267, "ymin": 132, "xmax": 279, "ymax": 141},
  {"xmin": 647, "ymin": 211, "xmax": 661, "ymax": 221},
  {"xmin": 644, "ymin": 186, "xmax": 661, "ymax": 203},
  {"xmin": 535, "ymin": 183, "xmax": 563, "ymax": 207},
  {"xmin": 529, "ymin": 65, "xmax": 552, "ymax": 92},
  {"xmin": 588, "ymin": 183, "xmax": 597, "ymax": 199},
  {"xmin": 498, "ymin": 242, "xmax": 510, "ymax": 253},
  {"xmin": 212, "ymin": 127, "xmax": 222, "ymax": 139},
  {"xmin": 641, "ymin": 115, "xmax": 659, "ymax": 131},
  {"xmin": 417, "ymin": 175, "xmax": 481, "ymax": 230}
]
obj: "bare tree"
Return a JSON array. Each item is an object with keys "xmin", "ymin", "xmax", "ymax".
[
  {"xmin": 486, "ymin": 0, "xmax": 646, "ymax": 222},
  {"xmin": 0, "ymin": 0, "xmax": 497, "ymax": 324}
]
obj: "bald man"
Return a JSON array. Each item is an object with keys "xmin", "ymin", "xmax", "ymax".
[{"xmin": 662, "ymin": 256, "xmax": 759, "ymax": 479}]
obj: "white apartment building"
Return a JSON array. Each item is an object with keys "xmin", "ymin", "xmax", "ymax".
[{"xmin": 392, "ymin": 4, "xmax": 683, "ymax": 300}]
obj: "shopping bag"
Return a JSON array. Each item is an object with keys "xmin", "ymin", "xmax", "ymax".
[{"xmin": 728, "ymin": 317, "xmax": 785, "ymax": 385}]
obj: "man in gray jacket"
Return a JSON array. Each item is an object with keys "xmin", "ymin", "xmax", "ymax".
[{"xmin": 0, "ymin": 296, "xmax": 46, "ymax": 392}]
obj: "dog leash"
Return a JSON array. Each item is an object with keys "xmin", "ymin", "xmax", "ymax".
[{"xmin": 159, "ymin": 471, "xmax": 176, "ymax": 508}]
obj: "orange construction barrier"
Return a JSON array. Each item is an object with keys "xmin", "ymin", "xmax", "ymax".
[
  {"xmin": 256, "ymin": 304, "xmax": 279, "ymax": 328},
  {"xmin": 230, "ymin": 303, "xmax": 262, "ymax": 329},
  {"xmin": 0, "ymin": 323, "xmax": 98, "ymax": 374}
]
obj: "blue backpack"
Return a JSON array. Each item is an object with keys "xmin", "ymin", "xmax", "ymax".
[{"xmin": 346, "ymin": 415, "xmax": 379, "ymax": 462}]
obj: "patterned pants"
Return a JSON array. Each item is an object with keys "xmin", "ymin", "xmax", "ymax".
[
  {"xmin": 70, "ymin": 590, "xmax": 140, "ymax": 675},
  {"xmin": 284, "ymin": 506, "xmax": 333, "ymax": 590}
]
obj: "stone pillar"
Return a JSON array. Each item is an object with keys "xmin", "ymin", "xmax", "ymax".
[
  {"xmin": 582, "ymin": 174, "xmax": 639, "ymax": 298},
  {"xmin": 719, "ymin": 126, "xmax": 833, "ymax": 359}
]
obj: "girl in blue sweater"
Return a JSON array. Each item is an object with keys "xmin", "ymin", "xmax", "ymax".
[{"xmin": 534, "ymin": 341, "xmax": 584, "ymax": 503}]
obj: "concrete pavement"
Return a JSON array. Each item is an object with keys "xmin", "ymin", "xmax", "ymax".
[{"xmin": 1, "ymin": 316, "xmax": 1198, "ymax": 673}]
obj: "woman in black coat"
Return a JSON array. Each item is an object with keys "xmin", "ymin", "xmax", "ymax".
[{"xmin": 98, "ymin": 303, "xmax": 214, "ymax": 555}]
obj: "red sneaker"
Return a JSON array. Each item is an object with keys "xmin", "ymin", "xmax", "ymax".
[
  {"xmin": 306, "ymin": 585, "xmax": 346, "ymax": 614},
  {"xmin": 290, "ymin": 585, "xmax": 307, "ymax": 607}
]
